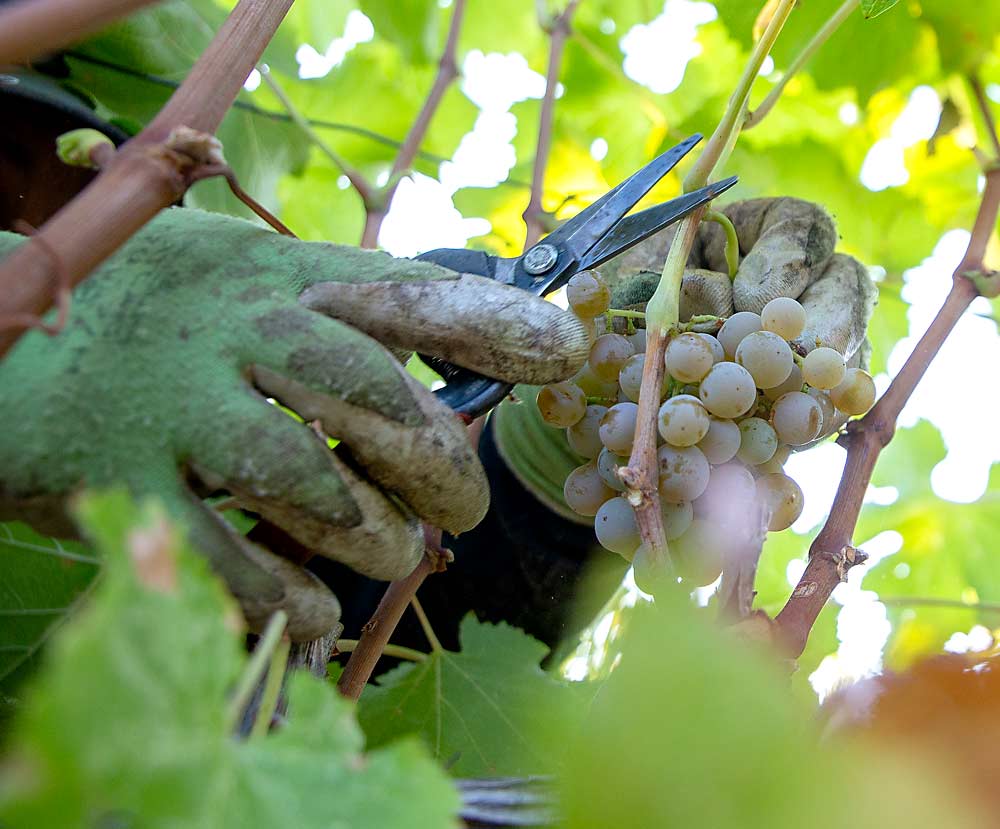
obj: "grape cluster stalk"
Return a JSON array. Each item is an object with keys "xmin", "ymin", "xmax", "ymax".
[{"xmin": 536, "ymin": 270, "xmax": 876, "ymax": 594}]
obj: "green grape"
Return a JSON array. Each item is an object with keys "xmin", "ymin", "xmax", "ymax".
[
  {"xmin": 665, "ymin": 332, "xmax": 715, "ymax": 383},
  {"xmin": 763, "ymin": 362, "xmax": 802, "ymax": 401},
  {"xmin": 756, "ymin": 472, "xmax": 804, "ymax": 531},
  {"xmin": 661, "ymin": 499, "xmax": 694, "ymax": 541},
  {"xmin": 736, "ymin": 417, "xmax": 778, "ymax": 465},
  {"xmin": 770, "ymin": 391, "xmax": 822, "ymax": 446},
  {"xmin": 618, "ymin": 353, "xmax": 645, "ymax": 402},
  {"xmin": 628, "ymin": 328, "xmax": 647, "ymax": 354},
  {"xmin": 802, "ymin": 346, "xmax": 846, "ymax": 390},
  {"xmin": 830, "ymin": 368, "xmax": 876, "ymax": 415},
  {"xmin": 718, "ymin": 311, "xmax": 762, "ymax": 358},
  {"xmin": 594, "ymin": 496, "xmax": 641, "ymax": 557},
  {"xmin": 735, "ymin": 330, "xmax": 793, "ymax": 389},
  {"xmin": 657, "ymin": 394, "xmax": 710, "ymax": 447},
  {"xmin": 657, "ymin": 444, "xmax": 710, "ymax": 501},
  {"xmin": 756, "ymin": 443, "xmax": 791, "ymax": 474},
  {"xmin": 571, "ymin": 362, "xmax": 619, "ymax": 400},
  {"xmin": 806, "ymin": 386, "xmax": 837, "ymax": 434},
  {"xmin": 566, "ymin": 270, "xmax": 611, "ymax": 318},
  {"xmin": 670, "ymin": 519, "xmax": 726, "ymax": 587},
  {"xmin": 696, "ymin": 462, "xmax": 756, "ymax": 520},
  {"xmin": 566, "ymin": 404, "xmax": 608, "ymax": 458},
  {"xmin": 563, "ymin": 460, "xmax": 615, "ymax": 517},
  {"xmin": 632, "ymin": 542, "xmax": 672, "ymax": 594},
  {"xmin": 536, "ymin": 381, "xmax": 586, "ymax": 427},
  {"xmin": 597, "ymin": 446, "xmax": 629, "ymax": 491},
  {"xmin": 760, "ymin": 296, "xmax": 806, "ymax": 340},
  {"xmin": 694, "ymin": 332, "xmax": 725, "ymax": 364},
  {"xmin": 698, "ymin": 416, "xmax": 741, "ymax": 465},
  {"xmin": 589, "ymin": 333, "xmax": 635, "ymax": 381},
  {"xmin": 698, "ymin": 362, "xmax": 757, "ymax": 419},
  {"xmin": 600, "ymin": 402, "xmax": 639, "ymax": 454}
]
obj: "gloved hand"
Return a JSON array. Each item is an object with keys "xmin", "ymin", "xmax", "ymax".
[
  {"xmin": 601, "ymin": 197, "xmax": 877, "ymax": 365},
  {"xmin": 0, "ymin": 208, "xmax": 590, "ymax": 640}
]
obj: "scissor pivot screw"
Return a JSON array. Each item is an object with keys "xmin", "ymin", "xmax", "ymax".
[{"xmin": 523, "ymin": 243, "xmax": 558, "ymax": 275}]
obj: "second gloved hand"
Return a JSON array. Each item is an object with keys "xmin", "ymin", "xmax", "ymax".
[{"xmin": 0, "ymin": 208, "xmax": 590, "ymax": 639}]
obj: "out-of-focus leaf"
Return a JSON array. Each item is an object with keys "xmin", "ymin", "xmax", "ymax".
[
  {"xmin": 360, "ymin": 0, "xmax": 439, "ymax": 64},
  {"xmin": 850, "ymin": 424, "xmax": 1000, "ymax": 667},
  {"xmin": 838, "ymin": 652, "xmax": 1000, "ymax": 817},
  {"xmin": 0, "ymin": 491, "xmax": 459, "ymax": 828},
  {"xmin": 0, "ymin": 523, "xmax": 99, "ymax": 691},
  {"xmin": 560, "ymin": 596, "xmax": 985, "ymax": 828},
  {"xmin": 358, "ymin": 615, "xmax": 587, "ymax": 777},
  {"xmin": 714, "ymin": 0, "xmax": 931, "ymax": 104},
  {"xmin": 861, "ymin": 0, "xmax": 901, "ymax": 19}
]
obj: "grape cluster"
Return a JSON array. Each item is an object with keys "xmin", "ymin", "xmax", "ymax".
[{"xmin": 538, "ymin": 270, "xmax": 876, "ymax": 588}]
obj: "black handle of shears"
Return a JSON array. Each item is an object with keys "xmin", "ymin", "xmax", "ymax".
[{"xmin": 415, "ymin": 248, "xmax": 515, "ymax": 417}]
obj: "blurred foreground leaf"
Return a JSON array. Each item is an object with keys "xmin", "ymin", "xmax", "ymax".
[
  {"xmin": 0, "ymin": 491, "xmax": 459, "ymax": 829},
  {"xmin": 561, "ymin": 595, "xmax": 986, "ymax": 828}
]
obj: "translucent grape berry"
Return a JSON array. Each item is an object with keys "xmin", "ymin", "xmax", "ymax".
[
  {"xmin": 698, "ymin": 362, "xmax": 757, "ymax": 419},
  {"xmin": 599, "ymin": 402, "xmax": 639, "ymax": 454},
  {"xmin": 665, "ymin": 332, "xmax": 715, "ymax": 383},
  {"xmin": 830, "ymin": 368, "xmax": 876, "ymax": 415},
  {"xmin": 594, "ymin": 496, "xmax": 641, "ymax": 557},
  {"xmin": 536, "ymin": 382, "xmax": 586, "ymax": 427},
  {"xmin": 802, "ymin": 346, "xmax": 846, "ymax": 390},
  {"xmin": 564, "ymin": 461, "xmax": 614, "ymax": 517},
  {"xmin": 589, "ymin": 333, "xmax": 634, "ymax": 382},
  {"xmin": 735, "ymin": 330, "xmax": 794, "ymax": 389},
  {"xmin": 566, "ymin": 270, "xmax": 611, "ymax": 318},
  {"xmin": 760, "ymin": 296, "xmax": 806, "ymax": 340},
  {"xmin": 657, "ymin": 394, "xmax": 710, "ymax": 447}
]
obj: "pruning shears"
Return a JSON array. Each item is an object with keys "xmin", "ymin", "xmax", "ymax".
[{"xmin": 417, "ymin": 133, "xmax": 738, "ymax": 418}]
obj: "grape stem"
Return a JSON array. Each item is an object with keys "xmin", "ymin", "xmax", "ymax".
[
  {"xmin": 775, "ymin": 164, "xmax": 1000, "ymax": 658},
  {"xmin": 622, "ymin": 0, "xmax": 796, "ymax": 563},
  {"xmin": 523, "ymin": 0, "xmax": 584, "ymax": 248},
  {"xmin": 743, "ymin": 0, "xmax": 859, "ymax": 130},
  {"xmin": 705, "ymin": 210, "xmax": 740, "ymax": 278},
  {"xmin": 358, "ymin": 0, "xmax": 468, "ymax": 248}
]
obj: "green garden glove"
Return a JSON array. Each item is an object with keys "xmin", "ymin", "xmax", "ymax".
[{"xmin": 0, "ymin": 208, "xmax": 590, "ymax": 639}]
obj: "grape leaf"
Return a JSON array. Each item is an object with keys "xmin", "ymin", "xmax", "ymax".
[
  {"xmin": 0, "ymin": 522, "xmax": 99, "ymax": 691},
  {"xmin": 561, "ymin": 596, "xmax": 986, "ymax": 828},
  {"xmin": 860, "ymin": 0, "xmax": 901, "ymax": 19},
  {"xmin": 845, "ymin": 423, "xmax": 1000, "ymax": 667},
  {"xmin": 360, "ymin": 0, "xmax": 440, "ymax": 65},
  {"xmin": 0, "ymin": 491, "xmax": 459, "ymax": 829},
  {"xmin": 357, "ymin": 615, "xmax": 588, "ymax": 777}
]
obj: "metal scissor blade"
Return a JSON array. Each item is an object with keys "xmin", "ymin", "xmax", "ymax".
[
  {"xmin": 578, "ymin": 175, "xmax": 738, "ymax": 270},
  {"xmin": 542, "ymin": 134, "xmax": 703, "ymax": 258}
]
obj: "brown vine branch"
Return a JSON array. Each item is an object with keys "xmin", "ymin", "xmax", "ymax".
[
  {"xmin": 0, "ymin": 0, "xmax": 159, "ymax": 65},
  {"xmin": 0, "ymin": 0, "xmax": 293, "ymax": 359},
  {"xmin": 522, "ymin": 0, "xmax": 582, "ymax": 249},
  {"xmin": 774, "ymin": 165, "xmax": 1000, "ymax": 658},
  {"xmin": 336, "ymin": 535, "xmax": 452, "ymax": 702},
  {"xmin": 969, "ymin": 76, "xmax": 1000, "ymax": 162},
  {"xmin": 358, "ymin": 0, "xmax": 467, "ymax": 249}
]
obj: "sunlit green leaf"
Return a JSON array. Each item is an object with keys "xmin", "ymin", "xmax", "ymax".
[
  {"xmin": 358, "ymin": 615, "xmax": 587, "ymax": 777},
  {"xmin": 0, "ymin": 523, "xmax": 99, "ymax": 691},
  {"xmin": 861, "ymin": 0, "xmax": 901, "ymax": 19}
]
